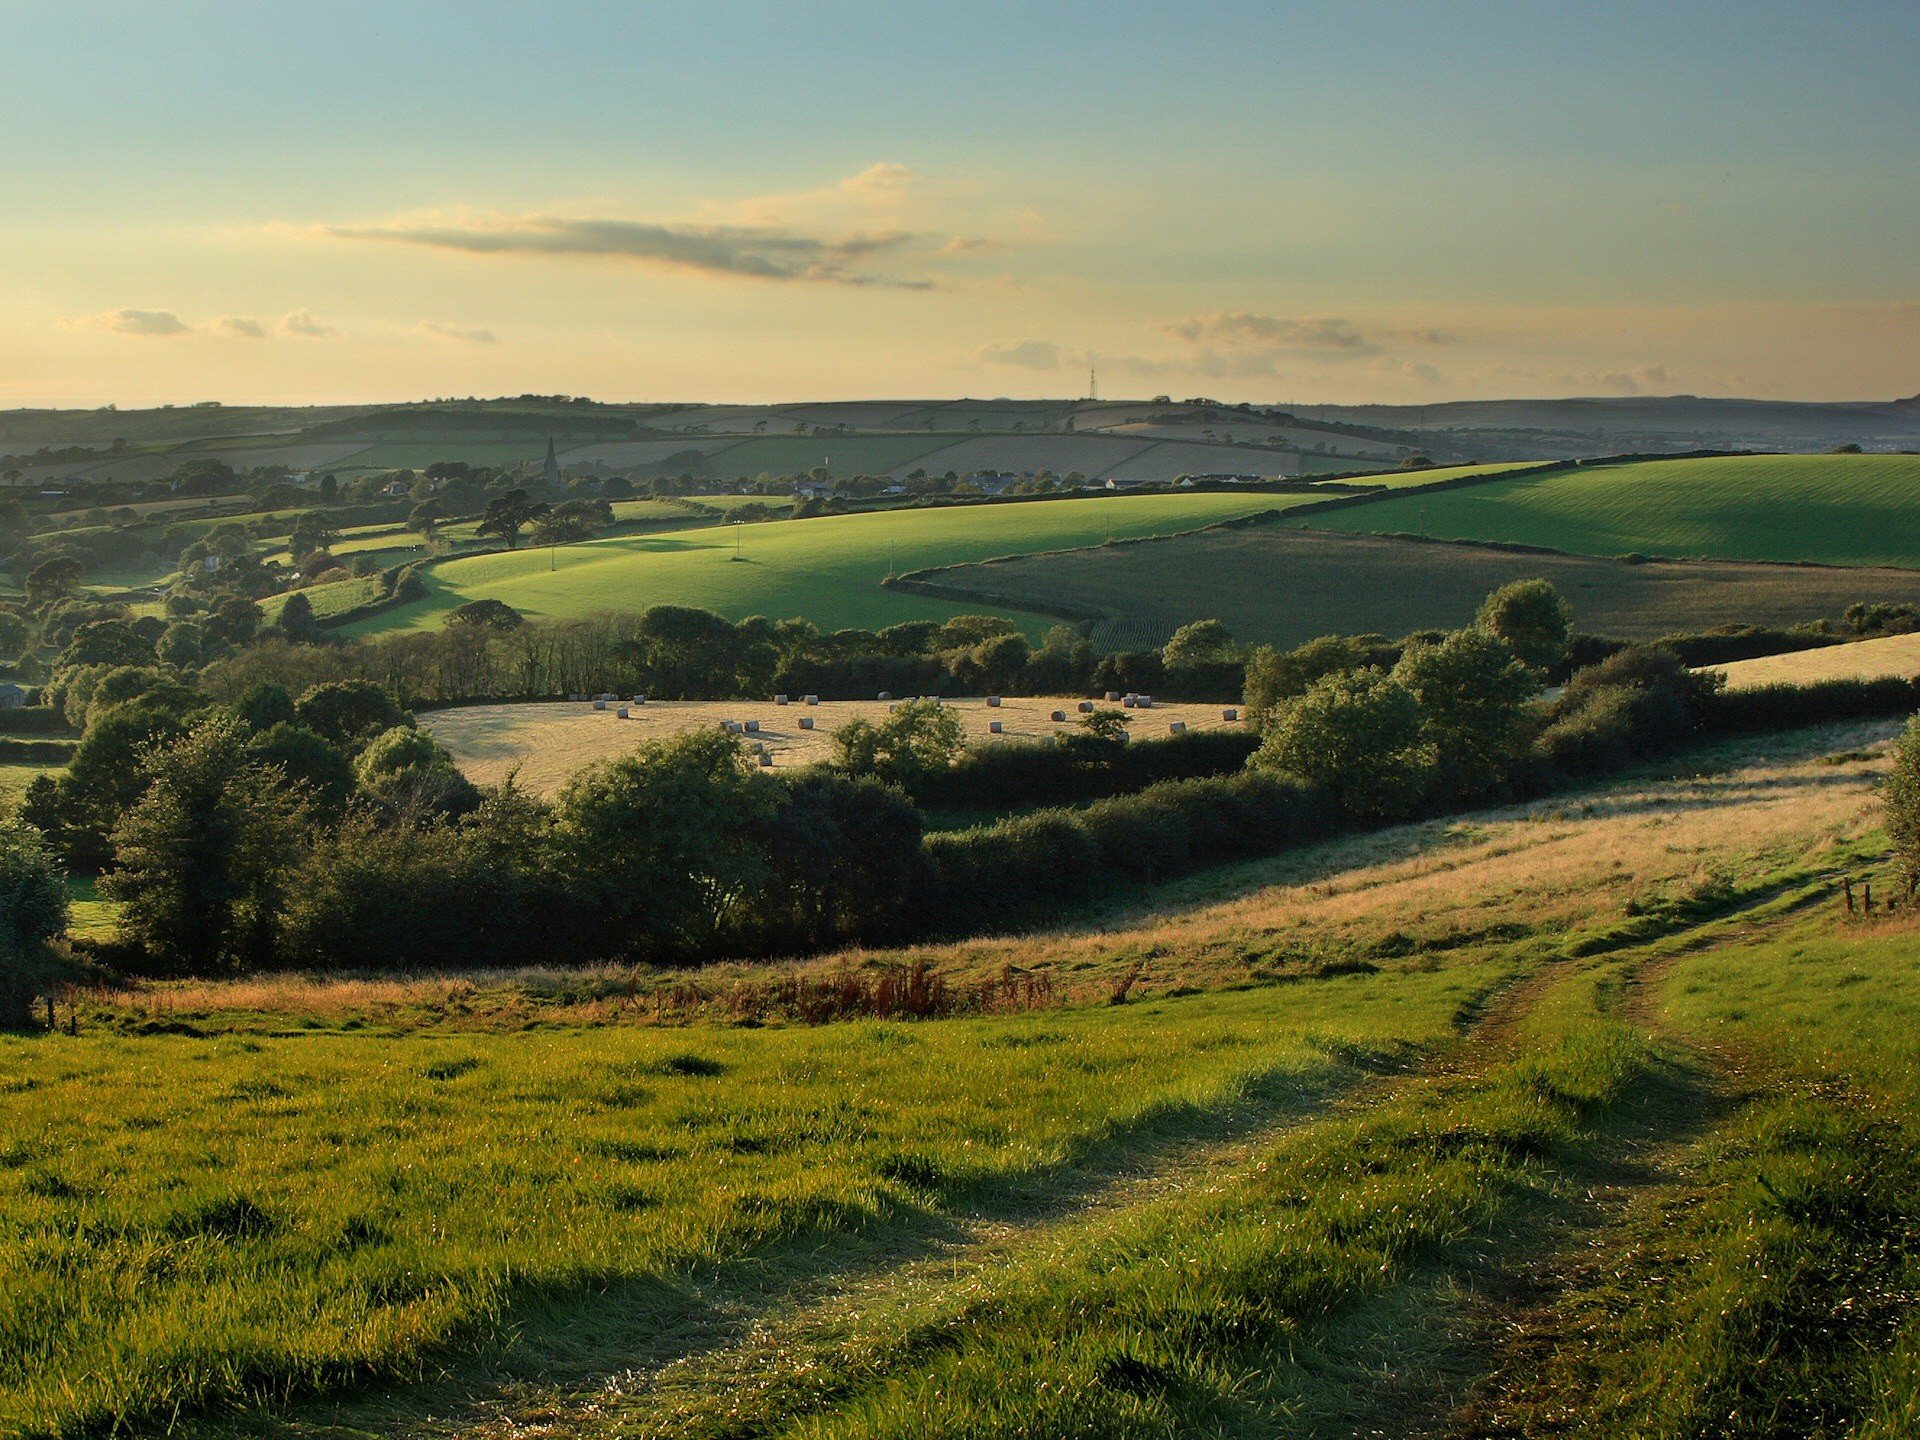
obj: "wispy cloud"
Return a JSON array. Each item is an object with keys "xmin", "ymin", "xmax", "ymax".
[
  {"xmin": 324, "ymin": 212, "xmax": 937, "ymax": 288},
  {"xmin": 419, "ymin": 321, "xmax": 499, "ymax": 345},
  {"xmin": 972, "ymin": 338, "xmax": 1064, "ymax": 369},
  {"xmin": 68, "ymin": 308, "xmax": 339, "ymax": 340},
  {"xmin": 73, "ymin": 307, "xmax": 194, "ymax": 337}
]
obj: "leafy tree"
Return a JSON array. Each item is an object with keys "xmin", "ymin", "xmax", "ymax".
[
  {"xmin": 26, "ymin": 701, "xmax": 187, "ymax": 868},
  {"xmin": 831, "ymin": 699, "xmax": 965, "ymax": 789},
  {"xmin": 551, "ymin": 729, "xmax": 778, "ymax": 957},
  {"xmin": 248, "ymin": 723, "xmax": 356, "ymax": 819},
  {"xmin": 287, "ymin": 511, "xmax": 342, "ymax": 558},
  {"xmin": 154, "ymin": 620, "xmax": 207, "ymax": 670},
  {"xmin": 628, "ymin": 605, "xmax": 754, "ymax": 697},
  {"xmin": 1253, "ymin": 668, "xmax": 1430, "ymax": 819},
  {"xmin": 1242, "ymin": 634, "xmax": 1376, "ymax": 731},
  {"xmin": 56, "ymin": 618, "xmax": 154, "ymax": 670},
  {"xmin": 231, "ymin": 681, "xmax": 298, "ymax": 732},
  {"xmin": 0, "ymin": 819, "xmax": 68, "ymax": 1030},
  {"xmin": 1162, "ymin": 619, "xmax": 1238, "ymax": 669},
  {"xmin": 0, "ymin": 607, "xmax": 31, "ymax": 662},
  {"xmin": 447, "ymin": 597, "xmax": 524, "ymax": 630},
  {"xmin": 107, "ymin": 716, "xmax": 312, "ymax": 973},
  {"xmin": 476, "ymin": 489, "xmax": 550, "ymax": 549},
  {"xmin": 294, "ymin": 680, "xmax": 408, "ymax": 751},
  {"xmin": 745, "ymin": 770, "xmax": 925, "ymax": 950},
  {"xmin": 1391, "ymin": 629, "xmax": 1538, "ymax": 802},
  {"xmin": 277, "ymin": 591, "xmax": 321, "ymax": 642},
  {"xmin": 352, "ymin": 725, "xmax": 480, "ymax": 821},
  {"xmin": 1476, "ymin": 579, "xmax": 1573, "ymax": 675},
  {"xmin": 405, "ymin": 500, "xmax": 443, "ymax": 537},
  {"xmin": 25, "ymin": 556, "xmax": 83, "ymax": 611},
  {"xmin": 205, "ymin": 594, "xmax": 263, "ymax": 648}
]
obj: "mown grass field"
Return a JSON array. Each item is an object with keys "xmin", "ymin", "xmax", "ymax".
[
  {"xmin": 1711, "ymin": 629, "xmax": 1920, "ymax": 689},
  {"xmin": 422, "ymin": 696, "xmax": 1243, "ymax": 793},
  {"xmin": 1312, "ymin": 453, "xmax": 1920, "ymax": 566},
  {"xmin": 913, "ymin": 522, "xmax": 1920, "ymax": 651},
  {"xmin": 341, "ymin": 493, "xmax": 1307, "ymax": 638},
  {"xmin": 9, "ymin": 720, "xmax": 1914, "ymax": 1435}
]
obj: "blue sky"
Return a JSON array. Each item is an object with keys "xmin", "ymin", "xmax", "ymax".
[{"xmin": 2, "ymin": 1, "xmax": 1915, "ymax": 404}]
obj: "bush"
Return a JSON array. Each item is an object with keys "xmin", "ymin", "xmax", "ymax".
[
  {"xmin": 1253, "ymin": 668, "xmax": 1431, "ymax": 819},
  {"xmin": 1536, "ymin": 646, "xmax": 1721, "ymax": 774},
  {"xmin": 911, "ymin": 728, "xmax": 1259, "ymax": 812},
  {"xmin": 921, "ymin": 771, "xmax": 1338, "ymax": 933},
  {"xmin": 831, "ymin": 699, "xmax": 965, "ymax": 790},
  {"xmin": 1883, "ymin": 716, "xmax": 1920, "ymax": 895}
]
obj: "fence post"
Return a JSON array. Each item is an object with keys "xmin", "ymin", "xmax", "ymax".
[{"xmin": 1844, "ymin": 876, "xmax": 1856, "ymax": 913}]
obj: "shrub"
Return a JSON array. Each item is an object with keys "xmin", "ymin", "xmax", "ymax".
[
  {"xmin": 1253, "ymin": 668, "xmax": 1431, "ymax": 819},
  {"xmin": 831, "ymin": 699, "xmax": 965, "ymax": 790},
  {"xmin": 1883, "ymin": 716, "xmax": 1920, "ymax": 896}
]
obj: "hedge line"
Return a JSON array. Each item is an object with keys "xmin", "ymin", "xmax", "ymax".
[
  {"xmin": 913, "ymin": 728, "xmax": 1260, "ymax": 812},
  {"xmin": 920, "ymin": 770, "xmax": 1340, "ymax": 933}
]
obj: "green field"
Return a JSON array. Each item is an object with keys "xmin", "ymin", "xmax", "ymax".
[
  {"xmin": 912, "ymin": 521, "xmax": 1920, "ymax": 651},
  {"xmin": 343, "ymin": 493, "xmax": 1305, "ymax": 637},
  {"xmin": 1313, "ymin": 453, "xmax": 1920, "ymax": 566},
  {"xmin": 7, "ymin": 723, "xmax": 1915, "ymax": 1435}
]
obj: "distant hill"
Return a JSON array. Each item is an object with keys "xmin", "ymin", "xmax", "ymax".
[
  {"xmin": 4, "ymin": 394, "xmax": 1914, "ymax": 492},
  {"xmin": 1283, "ymin": 394, "xmax": 1920, "ymax": 458}
]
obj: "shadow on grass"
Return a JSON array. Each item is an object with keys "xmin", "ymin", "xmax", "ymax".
[{"xmin": 166, "ymin": 1047, "xmax": 1415, "ymax": 1440}]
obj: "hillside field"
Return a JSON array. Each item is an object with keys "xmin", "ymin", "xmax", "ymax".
[
  {"xmin": 1310, "ymin": 453, "xmax": 1920, "ymax": 566},
  {"xmin": 8, "ymin": 721, "xmax": 1917, "ymax": 1436},
  {"xmin": 421, "ymin": 696, "xmax": 1244, "ymax": 793},
  {"xmin": 909, "ymin": 522, "xmax": 1920, "ymax": 651},
  {"xmin": 342, "ymin": 492, "xmax": 1308, "ymax": 638},
  {"xmin": 1711, "ymin": 629, "xmax": 1920, "ymax": 689}
]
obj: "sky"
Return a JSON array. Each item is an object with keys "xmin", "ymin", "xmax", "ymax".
[{"xmin": 1, "ymin": 0, "xmax": 1915, "ymax": 408}]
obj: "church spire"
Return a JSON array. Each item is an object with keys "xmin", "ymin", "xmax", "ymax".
[{"xmin": 542, "ymin": 437, "xmax": 560, "ymax": 487}]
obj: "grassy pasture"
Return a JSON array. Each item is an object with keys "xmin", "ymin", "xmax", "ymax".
[
  {"xmin": 915, "ymin": 523, "xmax": 1920, "ymax": 651},
  {"xmin": 341, "ymin": 492, "xmax": 1304, "ymax": 638},
  {"xmin": 20, "ymin": 722, "xmax": 1904, "ymax": 1436},
  {"xmin": 1313, "ymin": 453, "xmax": 1920, "ymax": 566},
  {"xmin": 421, "ymin": 696, "xmax": 1244, "ymax": 793},
  {"xmin": 0, "ymin": 972, "xmax": 1486, "ymax": 1439}
]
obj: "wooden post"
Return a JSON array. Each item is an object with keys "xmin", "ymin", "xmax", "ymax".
[
  {"xmin": 1864, "ymin": 880, "xmax": 1874, "ymax": 912},
  {"xmin": 1845, "ymin": 877, "xmax": 1856, "ymax": 913},
  {"xmin": 45, "ymin": 995, "xmax": 55, "ymax": 1032}
]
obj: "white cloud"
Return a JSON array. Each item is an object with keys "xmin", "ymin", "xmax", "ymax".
[{"xmin": 213, "ymin": 316, "xmax": 267, "ymax": 338}]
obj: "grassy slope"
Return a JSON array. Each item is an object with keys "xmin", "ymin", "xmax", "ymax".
[
  {"xmin": 910, "ymin": 523, "xmax": 1920, "ymax": 652},
  {"xmin": 342, "ymin": 493, "xmax": 1306, "ymax": 638},
  {"xmin": 1312, "ymin": 453, "xmax": 1920, "ymax": 566},
  {"xmin": 0, "ymin": 975, "xmax": 1485, "ymax": 1439},
  {"xmin": 7, "ymin": 723, "xmax": 1910, "ymax": 1437}
]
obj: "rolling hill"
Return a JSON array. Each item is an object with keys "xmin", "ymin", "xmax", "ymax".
[
  {"xmin": 1309, "ymin": 453, "xmax": 1920, "ymax": 567},
  {"xmin": 343, "ymin": 491, "xmax": 1309, "ymax": 638}
]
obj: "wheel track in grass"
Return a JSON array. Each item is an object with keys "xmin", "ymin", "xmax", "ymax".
[
  {"xmin": 1403, "ymin": 883, "xmax": 1839, "ymax": 1438},
  {"xmin": 212, "ymin": 959, "xmax": 1566, "ymax": 1440}
]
